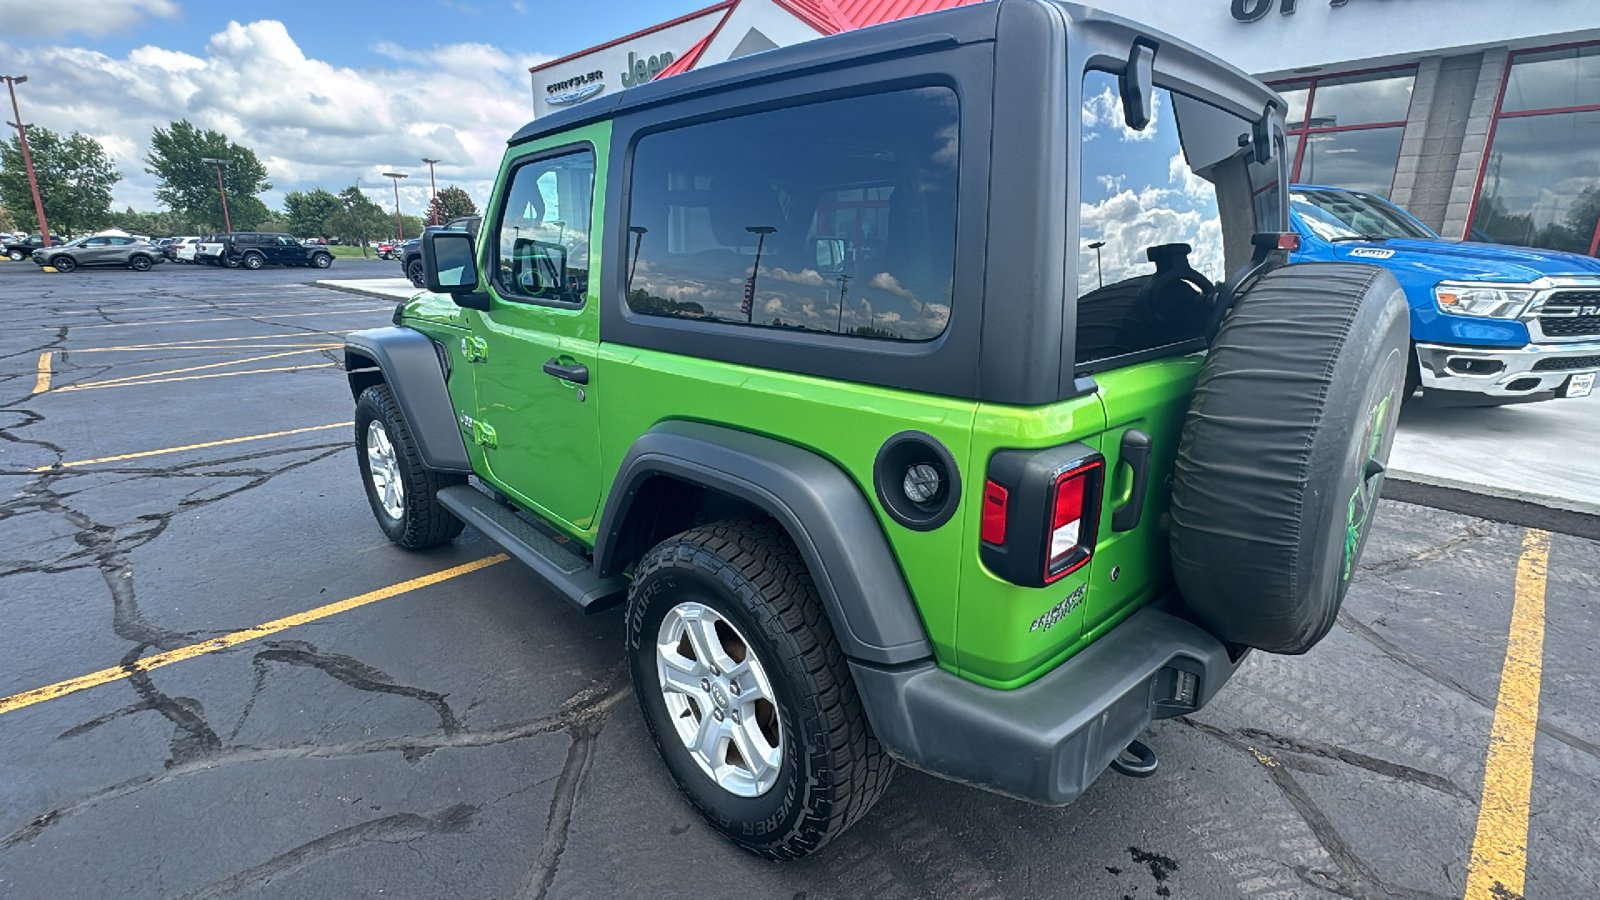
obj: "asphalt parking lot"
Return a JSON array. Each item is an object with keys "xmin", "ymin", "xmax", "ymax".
[{"xmin": 1, "ymin": 258, "xmax": 1597, "ymax": 899}]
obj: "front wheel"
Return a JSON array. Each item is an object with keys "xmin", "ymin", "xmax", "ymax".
[
  {"xmin": 52, "ymin": 255, "xmax": 77, "ymax": 273},
  {"xmin": 7, "ymin": 250, "xmax": 23, "ymax": 262},
  {"xmin": 354, "ymin": 384, "xmax": 465, "ymax": 549},
  {"xmin": 312, "ymin": 253, "xmax": 333, "ymax": 269},
  {"xmin": 221, "ymin": 255, "xmax": 240, "ymax": 269},
  {"xmin": 626, "ymin": 519, "xmax": 894, "ymax": 860},
  {"xmin": 406, "ymin": 259, "xmax": 426, "ymax": 288}
]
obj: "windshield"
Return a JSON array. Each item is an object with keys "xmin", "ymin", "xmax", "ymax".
[{"xmin": 1291, "ymin": 189, "xmax": 1436, "ymax": 242}]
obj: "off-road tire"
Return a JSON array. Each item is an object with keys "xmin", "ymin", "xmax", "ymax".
[
  {"xmin": 241, "ymin": 252, "xmax": 264, "ymax": 270},
  {"xmin": 130, "ymin": 255, "xmax": 153, "ymax": 272},
  {"xmin": 354, "ymin": 383, "xmax": 465, "ymax": 549},
  {"xmin": 406, "ymin": 259, "xmax": 426, "ymax": 288},
  {"xmin": 626, "ymin": 519, "xmax": 895, "ymax": 860},
  {"xmin": 52, "ymin": 255, "xmax": 77, "ymax": 272},
  {"xmin": 1171, "ymin": 262, "xmax": 1408, "ymax": 654}
]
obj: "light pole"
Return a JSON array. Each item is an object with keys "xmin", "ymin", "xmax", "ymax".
[
  {"xmin": 2, "ymin": 75, "xmax": 51, "ymax": 246},
  {"xmin": 1088, "ymin": 240, "xmax": 1106, "ymax": 289},
  {"xmin": 383, "ymin": 172, "xmax": 408, "ymax": 239},
  {"xmin": 421, "ymin": 158, "xmax": 440, "ymax": 225},
  {"xmin": 200, "ymin": 156, "xmax": 232, "ymax": 233},
  {"xmin": 742, "ymin": 226, "xmax": 776, "ymax": 323}
]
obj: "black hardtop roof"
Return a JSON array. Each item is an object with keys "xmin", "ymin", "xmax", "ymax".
[{"xmin": 508, "ymin": 0, "xmax": 1276, "ymax": 147}]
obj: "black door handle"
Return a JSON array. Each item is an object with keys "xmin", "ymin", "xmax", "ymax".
[
  {"xmin": 542, "ymin": 358, "xmax": 589, "ymax": 384},
  {"xmin": 1111, "ymin": 429, "xmax": 1152, "ymax": 532}
]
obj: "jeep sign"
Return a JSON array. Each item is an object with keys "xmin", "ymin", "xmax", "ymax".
[{"xmin": 1232, "ymin": 0, "xmax": 1350, "ymax": 22}]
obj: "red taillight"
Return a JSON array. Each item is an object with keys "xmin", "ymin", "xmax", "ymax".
[
  {"xmin": 981, "ymin": 480, "xmax": 1009, "ymax": 545},
  {"xmin": 1046, "ymin": 463, "xmax": 1101, "ymax": 582},
  {"xmin": 1277, "ymin": 233, "xmax": 1300, "ymax": 252}
]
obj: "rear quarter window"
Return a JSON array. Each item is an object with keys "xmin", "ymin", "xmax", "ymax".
[{"xmin": 624, "ymin": 86, "xmax": 959, "ymax": 342}]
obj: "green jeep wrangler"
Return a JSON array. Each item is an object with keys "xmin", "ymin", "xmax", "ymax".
[{"xmin": 343, "ymin": 0, "xmax": 1407, "ymax": 860}]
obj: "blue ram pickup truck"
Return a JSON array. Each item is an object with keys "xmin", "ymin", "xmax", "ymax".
[{"xmin": 1289, "ymin": 185, "xmax": 1600, "ymax": 405}]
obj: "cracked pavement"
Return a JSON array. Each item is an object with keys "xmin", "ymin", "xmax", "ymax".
[{"xmin": 1, "ymin": 260, "xmax": 1597, "ymax": 898}]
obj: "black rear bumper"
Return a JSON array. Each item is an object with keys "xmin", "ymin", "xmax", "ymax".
[{"xmin": 849, "ymin": 603, "xmax": 1243, "ymax": 805}]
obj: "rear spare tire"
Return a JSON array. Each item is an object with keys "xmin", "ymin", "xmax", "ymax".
[{"xmin": 1170, "ymin": 263, "xmax": 1407, "ymax": 654}]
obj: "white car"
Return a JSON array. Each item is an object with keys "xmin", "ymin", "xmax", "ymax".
[{"xmin": 172, "ymin": 236, "xmax": 202, "ymax": 263}]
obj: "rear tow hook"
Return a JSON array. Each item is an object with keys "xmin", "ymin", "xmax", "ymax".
[{"xmin": 1110, "ymin": 739, "xmax": 1158, "ymax": 778}]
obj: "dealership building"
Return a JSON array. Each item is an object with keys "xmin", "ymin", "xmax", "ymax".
[{"xmin": 529, "ymin": 0, "xmax": 1600, "ymax": 257}]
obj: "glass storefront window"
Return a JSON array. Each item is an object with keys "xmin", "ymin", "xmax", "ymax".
[
  {"xmin": 1297, "ymin": 127, "xmax": 1405, "ymax": 196},
  {"xmin": 1471, "ymin": 111, "xmax": 1600, "ymax": 253},
  {"xmin": 1500, "ymin": 45, "xmax": 1600, "ymax": 114},
  {"xmin": 1272, "ymin": 68, "xmax": 1414, "ymax": 197},
  {"xmin": 1303, "ymin": 70, "xmax": 1415, "ymax": 127}
]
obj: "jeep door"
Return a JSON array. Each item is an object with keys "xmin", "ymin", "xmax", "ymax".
[
  {"xmin": 468, "ymin": 133, "xmax": 605, "ymax": 531},
  {"xmin": 1071, "ymin": 64, "xmax": 1285, "ymax": 635}
]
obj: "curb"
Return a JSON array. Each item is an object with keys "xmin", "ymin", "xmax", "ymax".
[{"xmin": 1384, "ymin": 476, "xmax": 1600, "ymax": 542}]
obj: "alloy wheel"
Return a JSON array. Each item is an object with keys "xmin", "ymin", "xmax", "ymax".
[{"xmin": 364, "ymin": 421, "xmax": 404, "ymax": 519}]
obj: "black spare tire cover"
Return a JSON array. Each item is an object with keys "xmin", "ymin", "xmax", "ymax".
[{"xmin": 1170, "ymin": 263, "xmax": 1408, "ymax": 654}]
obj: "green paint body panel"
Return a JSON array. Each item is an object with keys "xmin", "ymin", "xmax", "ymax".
[{"xmin": 392, "ymin": 120, "xmax": 1206, "ymax": 691}]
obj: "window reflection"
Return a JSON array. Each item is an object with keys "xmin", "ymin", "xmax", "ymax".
[
  {"xmin": 1304, "ymin": 70, "xmax": 1414, "ymax": 127},
  {"xmin": 1076, "ymin": 70, "xmax": 1266, "ymax": 366},
  {"xmin": 1297, "ymin": 127, "xmax": 1404, "ymax": 197},
  {"xmin": 1501, "ymin": 45, "xmax": 1600, "ymax": 114},
  {"xmin": 1471, "ymin": 111, "xmax": 1600, "ymax": 254},
  {"xmin": 495, "ymin": 150, "xmax": 594, "ymax": 303},
  {"xmin": 625, "ymin": 87, "xmax": 959, "ymax": 342}
]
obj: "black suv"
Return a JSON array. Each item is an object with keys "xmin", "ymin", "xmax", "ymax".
[
  {"xmin": 196, "ymin": 232, "xmax": 334, "ymax": 269},
  {"xmin": 400, "ymin": 216, "xmax": 480, "ymax": 287},
  {"xmin": 5, "ymin": 234, "xmax": 67, "ymax": 262}
]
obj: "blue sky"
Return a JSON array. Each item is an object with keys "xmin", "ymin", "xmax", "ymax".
[{"xmin": 0, "ymin": 0, "xmax": 707, "ymax": 215}]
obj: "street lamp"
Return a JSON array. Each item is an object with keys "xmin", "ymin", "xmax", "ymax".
[
  {"xmin": 382, "ymin": 172, "xmax": 408, "ymax": 240},
  {"xmin": 2, "ymin": 75, "xmax": 52, "ymax": 247},
  {"xmin": 1088, "ymin": 240, "xmax": 1106, "ymax": 289},
  {"xmin": 200, "ymin": 157, "xmax": 232, "ymax": 233},
  {"xmin": 742, "ymin": 226, "xmax": 776, "ymax": 323},
  {"xmin": 421, "ymin": 158, "xmax": 440, "ymax": 225}
]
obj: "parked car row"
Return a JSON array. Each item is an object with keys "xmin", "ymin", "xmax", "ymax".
[
  {"xmin": 398, "ymin": 216, "xmax": 480, "ymax": 287},
  {"xmin": 0, "ymin": 231, "xmax": 338, "ymax": 272}
]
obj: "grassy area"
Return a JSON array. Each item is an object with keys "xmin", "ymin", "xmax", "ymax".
[{"xmin": 328, "ymin": 245, "xmax": 382, "ymax": 259}]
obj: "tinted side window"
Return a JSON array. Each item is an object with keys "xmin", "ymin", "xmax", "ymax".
[
  {"xmin": 494, "ymin": 149, "xmax": 595, "ymax": 304},
  {"xmin": 1075, "ymin": 70, "xmax": 1263, "ymax": 367},
  {"xmin": 626, "ymin": 87, "xmax": 959, "ymax": 342}
]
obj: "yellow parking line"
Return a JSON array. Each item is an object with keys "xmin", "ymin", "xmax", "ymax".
[
  {"xmin": 51, "ymin": 363, "xmax": 339, "ymax": 392},
  {"xmin": 57, "ymin": 348, "xmax": 330, "ymax": 390},
  {"xmin": 1464, "ymin": 529, "xmax": 1550, "ymax": 900},
  {"xmin": 66, "ymin": 308, "xmax": 391, "ymax": 329},
  {"xmin": 76, "ymin": 332, "xmax": 346, "ymax": 352},
  {"xmin": 34, "ymin": 351, "xmax": 52, "ymax": 393},
  {"xmin": 0, "ymin": 554, "xmax": 509, "ymax": 718},
  {"xmin": 30, "ymin": 422, "xmax": 353, "ymax": 472}
]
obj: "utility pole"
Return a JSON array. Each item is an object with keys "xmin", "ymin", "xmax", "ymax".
[
  {"xmin": 743, "ymin": 226, "xmax": 776, "ymax": 323},
  {"xmin": 2, "ymin": 75, "xmax": 51, "ymax": 246},
  {"xmin": 421, "ymin": 158, "xmax": 440, "ymax": 225},
  {"xmin": 383, "ymin": 172, "xmax": 408, "ymax": 239},
  {"xmin": 200, "ymin": 157, "xmax": 232, "ymax": 232}
]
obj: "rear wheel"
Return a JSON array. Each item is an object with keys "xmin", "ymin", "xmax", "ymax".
[
  {"xmin": 129, "ymin": 255, "xmax": 153, "ymax": 272},
  {"xmin": 626, "ymin": 519, "xmax": 894, "ymax": 860},
  {"xmin": 406, "ymin": 259, "xmax": 426, "ymax": 288},
  {"xmin": 241, "ymin": 252, "xmax": 264, "ymax": 270},
  {"xmin": 52, "ymin": 255, "xmax": 77, "ymax": 272},
  {"xmin": 354, "ymin": 384, "xmax": 465, "ymax": 549}
]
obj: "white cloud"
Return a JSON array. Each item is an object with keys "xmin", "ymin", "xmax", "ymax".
[
  {"xmin": 1078, "ymin": 186, "xmax": 1223, "ymax": 296},
  {"xmin": 0, "ymin": 20, "xmax": 553, "ymax": 214},
  {"xmin": 0, "ymin": 0, "xmax": 179, "ymax": 38},
  {"xmin": 1083, "ymin": 85, "xmax": 1159, "ymax": 143}
]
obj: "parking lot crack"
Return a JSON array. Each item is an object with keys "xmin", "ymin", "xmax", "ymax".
[
  {"xmin": 1357, "ymin": 520, "xmax": 1492, "ymax": 578},
  {"xmin": 249, "ymin": 640, "xmax": 461, "ymax": 737},
  {"xmin": 177, "ymin": 802, "xmax": 477, "ymax": 900}
]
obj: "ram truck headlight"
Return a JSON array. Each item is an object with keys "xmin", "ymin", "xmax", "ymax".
[{"xmin": 1433, "ymin": 282, "xmax": 1536, "ymax": 319}]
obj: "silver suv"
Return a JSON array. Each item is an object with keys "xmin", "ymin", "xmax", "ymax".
[{"xmin": 33, "ymin": 235, "xmax": 165, "ymax": 273}]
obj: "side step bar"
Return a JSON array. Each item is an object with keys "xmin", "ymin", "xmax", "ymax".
[{"xmin": 437, "ymin": 485, "xmax": 627, "ymax": 613}]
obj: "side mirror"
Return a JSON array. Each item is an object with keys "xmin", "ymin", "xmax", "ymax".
[
  {"xmin": 422, "ymin": 231, "xmax": 484, "ymax": 307},
  {"xmin": 1120, "ymin": 41, "xmax": 1157, "ymax": 132},
  {"xmin": 815, "ymin": 237, "xmax": 846, "ymax": 271}
]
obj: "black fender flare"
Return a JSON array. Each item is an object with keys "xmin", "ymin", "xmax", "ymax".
[
  {"xmin": 343, "ymin": 327, "xmax": 472, "ymax": 474},
  {"xmin": 596, "ymin": 421, "xmax": 933, "ymax": 666}
]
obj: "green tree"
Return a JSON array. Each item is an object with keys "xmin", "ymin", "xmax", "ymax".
[
  {"xmin": 145, "ymin": 120, "xmax": 272, "ymax": 231},
  {"xmin": 106, "ymin": 206, "xmax": 193, "ymax": 236},
  {"xmin": 429, "ymin": 185, "xmax": 478, "ymax": 223},
  {"xmin": 0, "ymin": 127, "xmax": 121, "ymax": 235},
  {"xmin": 323, "ymin": 186, "xmax": 390, "ymax": 258},
  {"xmin": 0, "ymin": 206, "xmax": 16, "ymax": 232},
  {"xmin": 283, "ymin": 187, "xmax": 343, "ymax": 239}
]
